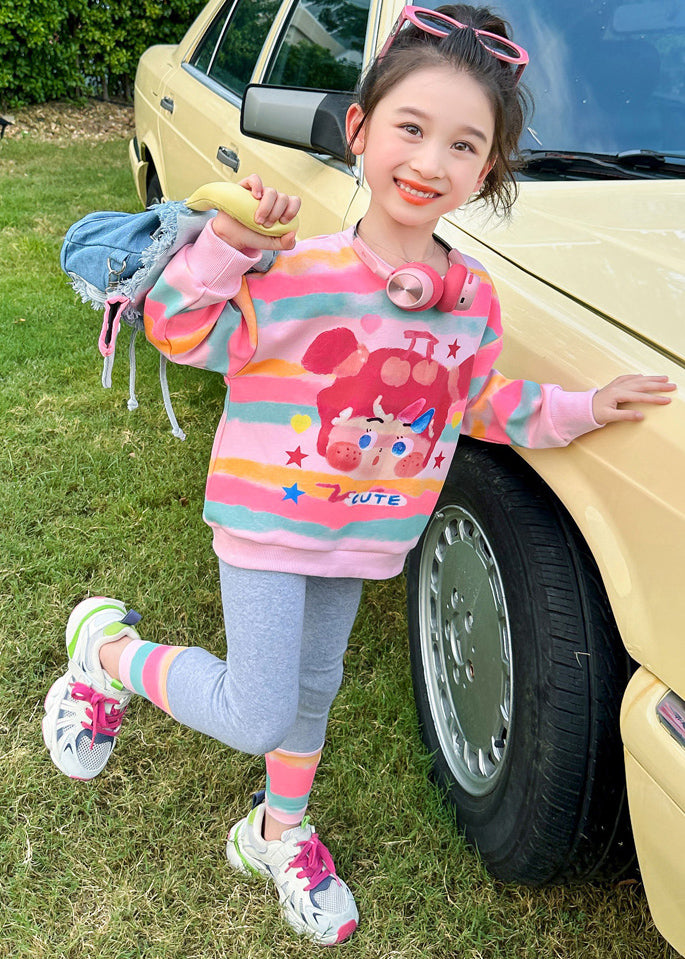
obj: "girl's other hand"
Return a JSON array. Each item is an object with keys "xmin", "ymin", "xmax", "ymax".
[
  {"xmin": 211, "ymin": 174, "xmax": 301, "ymax": 253},
  {"xmin": 592, "ymin": 374, "xmax": 676, "ymax": 425}
]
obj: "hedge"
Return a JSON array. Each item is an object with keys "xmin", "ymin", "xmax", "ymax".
[{"xmin": 0, "ymin": 0, "xmax": 207, "ymax": 108}]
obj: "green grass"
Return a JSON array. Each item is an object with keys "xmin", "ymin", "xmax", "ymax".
[{"xmin": 0, "ymin": 134, "xmax": 677, "ymax": 959}]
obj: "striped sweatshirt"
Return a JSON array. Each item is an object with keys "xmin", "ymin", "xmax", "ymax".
[{"xmin": 144, "ymin": 223, "xmax": 600, "ymax": 579}]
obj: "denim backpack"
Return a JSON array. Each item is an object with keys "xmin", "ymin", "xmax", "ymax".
[{"xmin": 61, "ymin": 201, "xmax": 213, "ymax": 439}]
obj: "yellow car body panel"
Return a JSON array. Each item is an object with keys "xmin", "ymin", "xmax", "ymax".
[
  {"xmin": 621, "ymin": 669, "xmax": 685, "ymax": 957},
  {"xmin": 453, "ymin": 181, "xmax": 685, "ymax": 359},
  {"xmin": 131, "ymin": 0, "xmax": 685, "ymax": 950}
]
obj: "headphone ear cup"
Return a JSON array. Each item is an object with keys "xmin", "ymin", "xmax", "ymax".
[
  {"xmin": 436, "ymin": 263, "xmax": 468, "ymax": 312},
  {"xmin": 386, "ymin": 262, "xmax": 443, "ymax": 310},
  {"xmin": 456, "ymin": 270, "xmax": 480, "ymax": 310}
]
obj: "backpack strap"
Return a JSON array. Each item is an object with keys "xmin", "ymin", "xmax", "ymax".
[
  {"xmin": 100, "ymin": 294, "xmax": 130, "ymax": 388},
  {"xmin": 100, "ymin": 293, "xmax": 185, "ymax": 438}
]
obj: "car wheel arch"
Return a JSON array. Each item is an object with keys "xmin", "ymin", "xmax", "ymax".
[{"xmin": 136, "ymin": 136, "xmax": 166, "ymax": 202}]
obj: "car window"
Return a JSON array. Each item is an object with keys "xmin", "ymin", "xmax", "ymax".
[
  {"xmin": 265, "ymin": 0, "xmax": 369, "ymax": 91},
  {"xmin": 496, "ymin": 0, "xmax": 685, "ymax": 156},
  {"xmin": 191, "ymin": 0, "xmax": 282, "ymax": 97},
  {"xmin": 191, "ymin": 6, "xmax": 228, "ymax": 76},
  {"xmin": 413, "ymin": 0, "xmax": 685, "ymax": 159}
]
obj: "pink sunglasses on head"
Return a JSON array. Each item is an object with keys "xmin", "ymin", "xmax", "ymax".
[{"xmin": 378, "ymin": 5, "xmax": 529, "ymax": 84}]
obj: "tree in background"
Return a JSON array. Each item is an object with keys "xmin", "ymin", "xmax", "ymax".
[{"xmin": 0, "ymin": 0, "xmax": 206, "ymax": 108}]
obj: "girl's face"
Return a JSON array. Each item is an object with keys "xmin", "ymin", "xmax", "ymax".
[{"xmin": 347, "ymin": 65, "xmax": 495, "ymax": 230}]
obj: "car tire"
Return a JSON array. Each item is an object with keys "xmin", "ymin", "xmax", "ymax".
[
  {"xmin": 146, "ymin": 169, "xmax": 163, "ymax": 207},
  {"xmin": 406, "ymin": 440, "xmax": 636, "ymax": 884}
]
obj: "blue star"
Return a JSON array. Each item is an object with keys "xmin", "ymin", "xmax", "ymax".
[{"xmin": 282, "ymin": 483, "xmax": 305, "ymax": 504}]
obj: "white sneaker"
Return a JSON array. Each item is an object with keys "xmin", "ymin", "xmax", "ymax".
[
  {"xmin": 227, "ymin": 795, "xmax": 358, "ymax": 945},
  {"xmin": 42, "ymin": 597, "xmax": 141, "ymax": 780}
]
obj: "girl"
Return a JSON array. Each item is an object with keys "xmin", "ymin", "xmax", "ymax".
[{"xmin": 42, "ymin": 4, "xmax": 674, "ymax": 946}]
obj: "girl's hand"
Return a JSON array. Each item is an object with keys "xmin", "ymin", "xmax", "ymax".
[
  {"xmin": 211, "ymin": 174, "xmax": 301, "ymax": 253},
  {"xmin": 592, "ymin": 374, "xmax": 676, "ymax": 425}
]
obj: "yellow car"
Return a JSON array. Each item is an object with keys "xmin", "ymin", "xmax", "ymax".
[{"xmin": 131, "ymin": 0, "xmax": 685, "ymax": 951}]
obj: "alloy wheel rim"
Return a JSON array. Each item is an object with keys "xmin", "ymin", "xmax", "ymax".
[{"xmin": 418, "ymin": 505, "xmax": 513, "ymax": 795}]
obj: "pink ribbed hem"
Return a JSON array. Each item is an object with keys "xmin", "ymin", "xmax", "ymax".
[
  {"xmin": 271, "ymin": 747, "xmax": 322, "ymax": 759},
  {"xmin": 211, "ymin": 528, "xmax": 406, "ymax": 580},
  {"xmin": 549, "ymin": 387, "xmax": 603, "ymax": 442}
]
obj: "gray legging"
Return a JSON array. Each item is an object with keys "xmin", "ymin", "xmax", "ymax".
[{"xmin": 164, "ymin": 561, "xmax": 363, "ymax": 755}]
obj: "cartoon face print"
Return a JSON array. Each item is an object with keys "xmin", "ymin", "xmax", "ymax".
[
  {"xmin": 325, "ymin": 399, "xmax": 435, "ymax": 479},
  {"xmin": 302, "ymin": 325, "xmax": 468, "ymax": 481}
]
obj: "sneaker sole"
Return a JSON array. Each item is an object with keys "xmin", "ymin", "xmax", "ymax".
[{"xmin": 287, "ymin": 912, "xmax": 358, "ymax": 946}]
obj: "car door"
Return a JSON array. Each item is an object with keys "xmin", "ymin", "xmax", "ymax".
[
  {"xmin": 159, "ymin": 0, "xmax": 371, "ymax": 237},
  {"xmin": 154, "ymin": 0, "xmax": 279, "ymax": 199},
  {"xmin": 245, "ymin": 0, "xmax": 371, "ymax": 235}
]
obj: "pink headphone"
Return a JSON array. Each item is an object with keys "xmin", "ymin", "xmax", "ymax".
[{"xmin": 352, "ymin": 229, "xmax": 480, "ymax": 312}]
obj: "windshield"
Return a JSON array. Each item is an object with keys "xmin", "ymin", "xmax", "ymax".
[{"xmin": 423, "ymin": 0, "xmax": 685, "ymax": 156}]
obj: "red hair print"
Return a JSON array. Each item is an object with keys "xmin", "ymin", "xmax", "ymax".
[{"xmin": 302, "ymin": 327, "xmax": 469, "ymax": 480}]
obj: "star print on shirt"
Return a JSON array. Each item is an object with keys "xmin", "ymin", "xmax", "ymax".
[
  {"xmin": 285, "ymin": 446, "xmax": 308, "ymax": 467},
  {"xmin": 282, "ymin": 483, "xmax": 305, "ymax": 504},
  {"xmin": 447, "ymin": 339, "xmax": 460, "ymax": 359},
  {"xmin": 433, "ymin": 452, "xmax": 445, "ymax": 469}
]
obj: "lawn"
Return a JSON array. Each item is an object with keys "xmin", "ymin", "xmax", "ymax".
[{"xmin": 0, "ymin": 131, "xmax": 677, "ymax": 959}]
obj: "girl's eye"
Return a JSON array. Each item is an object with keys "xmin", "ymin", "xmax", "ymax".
[
  {"xmin": 391, "ymin": 437, "xmax": 413, "ymax": 457},
  {"xmin": 401, "ymin": 123, "xmax": 421, "ymax": 137},
  {"xmin": 453, "ymin": 141, "xmax": 474, "ymax": 153},
  {"xmin": 358, "ymin": 431, "xmax": 378, "ymax": 450}
]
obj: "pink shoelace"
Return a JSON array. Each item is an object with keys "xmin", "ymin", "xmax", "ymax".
[
  {"xmin": 71, "ymin": 682, "xmax": 127, "ymax": 748},
  {"xmin": 287, "ymin": 833, "xmax": 341, "ymax": 891}
]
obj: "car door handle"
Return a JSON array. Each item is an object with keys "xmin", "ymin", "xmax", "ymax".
[
  {"xmin": 217, "ymin": 146, "xmax": 240, "ymax": 172},
  {"xmin": 160, "ymin": 96, "xmax": 174, "ymax": 113}
]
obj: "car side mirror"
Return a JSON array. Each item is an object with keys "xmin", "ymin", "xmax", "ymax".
[{"xmin": 241, "ymin": 85, "xmax": 354, "ymax": 163}]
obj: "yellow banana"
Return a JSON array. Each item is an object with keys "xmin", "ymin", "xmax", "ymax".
[{"xmin": 185, "ymin": 182, "xmax": 299, "ymax": 238}]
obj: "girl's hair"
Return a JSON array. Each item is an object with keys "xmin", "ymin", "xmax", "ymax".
[{"xmin": 349, "ymin": 4, "xmax": 532, "ymax": 216}]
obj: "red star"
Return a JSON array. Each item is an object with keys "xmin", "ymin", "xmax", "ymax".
[
  {"xmin": 286, "ymin": 446, "xmax": 308, "ymax": 467},
  {"xmin": 433, "ymin": 452, "xmax": 445, "ymax": 469},
  {"xmin": 447, "ymin": 339, "xmax": 460, "ymax": 359}
]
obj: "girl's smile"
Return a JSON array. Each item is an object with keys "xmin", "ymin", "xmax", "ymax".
[{"xmin": 394, "ymin": 177, "xmax": 442, "ymax": 204}]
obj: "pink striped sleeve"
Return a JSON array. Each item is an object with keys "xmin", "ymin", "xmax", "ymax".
[{"xmin": 143, "ymin": 223, "xmax": 261, "ymax": 375}]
